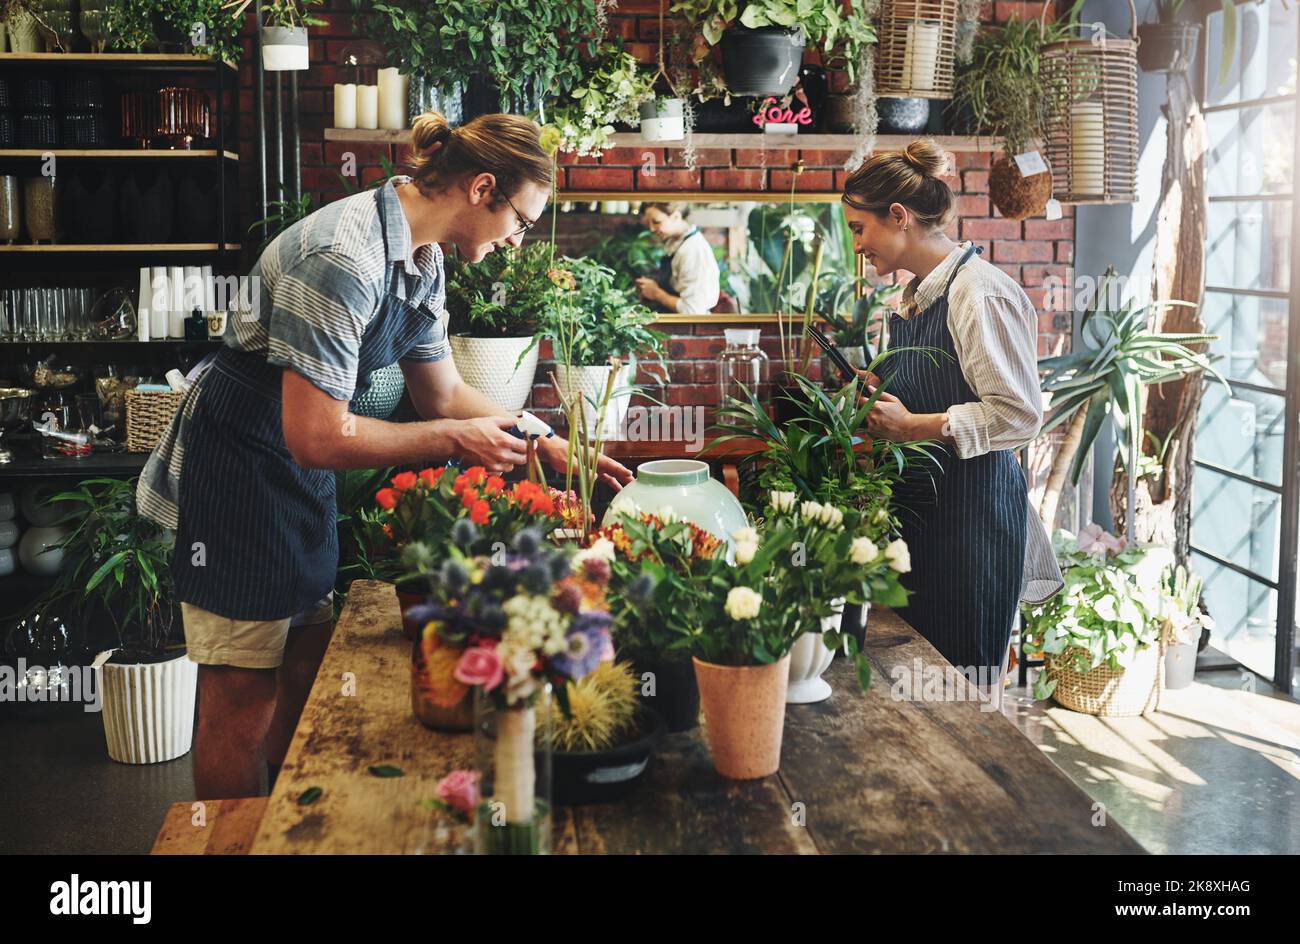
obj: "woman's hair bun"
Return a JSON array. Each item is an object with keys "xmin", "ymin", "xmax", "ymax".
[
  {"xmin": 411, "ymin": 111, "xmax": 453, "ymax": 154},
  {"xmin": 901, "ymin": 139, "xmax": 949, "ymax": 179}
]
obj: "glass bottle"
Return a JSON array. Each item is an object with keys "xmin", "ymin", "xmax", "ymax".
[{"xmin": 716, "ymin": 327, "xmax": 769, "ymax": 409}]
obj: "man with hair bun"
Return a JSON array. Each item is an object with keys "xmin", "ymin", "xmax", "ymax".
[{"xmin": 137, "ymin": 111, "xmax": 631, "ymax": 799}]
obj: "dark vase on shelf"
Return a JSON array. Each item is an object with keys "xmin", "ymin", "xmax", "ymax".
[
  {"xmin": 552, "ymin": 708, "xmax": 665, "ymax": 806},
  {"xmin": 118, "ymin": 167, "xmax": 174, "ymax": 243},
  {"xmin": 720, "ymin": 25, "xmax": 805, "ymax": 96},
  {"xmin": 796, "ymin": 64, "xmax": 828, "ymax": 131},
  {"xmin": 694, "ymin": 99, "xmax": 754, "ymax": 133}
]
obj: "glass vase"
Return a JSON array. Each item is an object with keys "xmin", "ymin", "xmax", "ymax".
[
  {"xmin": 472, "ymin": 684, "xmax": 553, "ymax": 855},
  {"xmin": 717, "ymin": 327, "xmax": 768, "ymax": 409}
]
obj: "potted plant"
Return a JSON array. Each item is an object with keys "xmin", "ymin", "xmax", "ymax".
[
  {"xmin": 41, "ymin": 477, "xmax": 194, "ymax": 764},
  {"xmin": 815, "ymin": 276, "xmax": 901, "ymax": 375},
  {"xmin": 401, "ymin": 530, "xmax": 614, "ymax": 854},
  {"xmin": 445, "ymin": 240, "xmax": 565, "ymax": 412},
  {"xmin": 640, "ymin": 95, "xmax": 686, "ymax": 144},
  {"xmin": 1157, "ymin": 563, "xmax": 1213, "ymax": 690},
  {"xmin": 358, "ymin": 0, "xmax": 601, "ymax": 120},
  {"xmin": 224, "ymin": 0, "xmax": 326, "ymax": 72},
  {"xmin": 672, "ymin": 0, "xmax": 876, "ymax": 98},
  {"xmin": 949, "ymin": 12, "xmax": 1080, "ymax": 219},
  {"xmin": 581, "ymin": 224, "xmax": 667, "ymax": 295},
  {"xmin": 102, "ymin": 0, "xmax": 242, "ymax": 60},
  {"xmin": 1023, "ymin": 527, "xmax": 1170, "ymax": 716},
  {"xmin": 548, "ymin": 44, "xmax": 658, "ymax": 155},
  {"xmin": 1136, "ymin": 0, "xmax": 1201, "ymax": 74},
  {"xmin": 600, "ymin": 511, "xmax": 728, "ymax": 731},
  {"xmin": 547, "ymin": 658, "xmax": 666, "ymax": 804},
  {"xmin": 543, "ymin": 255, "xmax": 668, "ymax": 441},
  {"xmin": 1, "ymin": 0, "xmax": 42, "ymax": 52}
]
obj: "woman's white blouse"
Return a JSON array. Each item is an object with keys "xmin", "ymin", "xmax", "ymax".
[
  {"xmin": 893, "ymin": 241, "xmax": 1063, "ymax": 604},
  {"xmin": 663, "ymin": 228, "xmax": 721, "ymax": 314}
]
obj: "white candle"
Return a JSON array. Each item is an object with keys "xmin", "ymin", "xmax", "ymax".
[
  {"xmin": 150, "ymin": 266, "xmax": 169, "ymax": 340},
  {"xmin": 333, "ymin": 83, "xmax": 357, "ymax": 130},
  {"xmin": 357, "ymin": 85, "xmax": 379, "ymax": 130},
  {"xmin": 901, "ymin": 20, "xmax": 941, "ymax": 93},
  {"xmin": 1071, "ymin": 101, "xmax": 1106, "ymax": 196},
  {"xmin": 136, "ymin": 267, "xmax": 151, "ymax": 342},
  {"xmin": 377, "ymin": 68, "xmax": 408, "ymax": 130},
  {"xmin": 168, "ymin": 265, "xmax": 185, "ymax": 338}
]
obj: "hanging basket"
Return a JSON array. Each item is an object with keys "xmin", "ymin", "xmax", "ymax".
[
  {"xmin": 1039, "ymin": 0, "xmax": 1140, "ymax": 204},
  {"xmin": 875, "ymin": 0, "xmax": 959, "ymax": 99}
]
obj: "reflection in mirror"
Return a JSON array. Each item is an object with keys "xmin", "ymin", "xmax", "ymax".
[{"xmin": 534, "ymin": 197, "xmax": 875, "ymax": 318}]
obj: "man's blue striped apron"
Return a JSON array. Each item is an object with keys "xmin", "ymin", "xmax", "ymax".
[
  {"xmin": 882, "ymin": 244, "xmax": 1028, "ymax": 673},
  {"xmin": 173, "ymin": 187, "xmax": 440, "ymax": 620}
]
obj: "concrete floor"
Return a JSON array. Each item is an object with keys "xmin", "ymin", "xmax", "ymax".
[{"xmin": 2, "ymin": 655, "xmax": 1298, "ymax": 855}]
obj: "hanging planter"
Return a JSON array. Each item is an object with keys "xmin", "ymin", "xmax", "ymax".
[
  {"xmin": 720, "ymin": 25, "xmax": 806, "ymax": 96},
  {"xmin": 875, "ymin": 0, "xmax": 959, "ymax": 98},
  {"xmin": 1040, "ymin": 0, "xmax": 1139, "ymax": 204},
  {"xmin": 639, "ymin": 97, "xmax": 685, "ymax": 142},
  {"xmin": 989, "ymin": 153, "xmax": 1053, "ymax": 220},
  {"xmin": 261, "ymin": 26, "xmax": 309, "ymax": 71},
  {"xmin": 1136, "ymin": 21, "xmax": 1200, "ymax": 74}
]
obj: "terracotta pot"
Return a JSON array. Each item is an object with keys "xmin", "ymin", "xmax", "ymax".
[
  {"xmin": 411, "ymin": 625, "xmax": 474, "ymax": 731},
  {"xmin": 693, "ymin": 654, "xmax": 790, "ymax": 779}
]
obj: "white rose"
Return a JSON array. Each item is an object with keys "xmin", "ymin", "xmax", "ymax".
[
  {"xmin": 657, "ymin": 505, "xmax": 677, "ymax": 523},
  {"xmin": 874, "ymin": 508, "xmax": 888, "ymax": 524},
  {"xmin": 800, "ymin": 500, "xmax": 824, "ymax": 523},
  {"xmin": 734, "ymin": 540, "xmax": 758, "ymax": 565},
  {"xmin": 731, "ymin": 526, "xmax": 759, "ymax": 544},
  {"xmin": 850, "ymin": 537, "xmax": 879, "ymax": 565},
  {"xmin": 818, "ymin": 504, "xmax": 844, "ymax": 529},
  {"xmin": 725, "ymin": 586, "xmax": 763, "ymax": 620},
  {"xmin": 885, "ymin": 539, "xmax": 911, "ymax": 573},
  {"xmin": 770, "ymin": 491, "xmax": 797, "ymax": 513}
]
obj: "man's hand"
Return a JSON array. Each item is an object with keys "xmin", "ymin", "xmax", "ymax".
[
  {"xmin": 857, "ymin": 386, "xmax": 917, "ymax": 441},
  {"xmin": 538, "ymin": 435, "xmax": 634, "ymax": 493},
  {"xmin": 453, "ymin": 416, "xmax": 528, "ymax": 473}
]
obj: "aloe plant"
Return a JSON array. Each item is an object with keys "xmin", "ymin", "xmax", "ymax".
[{"xmin": 1037, "ymin": 268, "xmax": 1227, "ymax": 532}]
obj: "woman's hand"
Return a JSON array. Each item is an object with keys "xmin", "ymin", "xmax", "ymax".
[
  {"xmin": 538, "ymin": 435, "xmax": 634, "ymax": 493},
  {"xmin": 634, "ymin": 276, "xmax": 661, "ymax": 304},
  {"xmin": 853, "ymin": 366, "xmax": 882, "ymax": 389},
  {"xmin": 856, "ymin": 382, "xmax": 917, "ymax": 442}
]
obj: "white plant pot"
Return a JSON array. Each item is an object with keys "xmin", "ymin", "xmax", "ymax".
[
  {"xmin": 639, "ymin": 98, "xmax": 684, "ymax": 142},
  {"xmin": 7, "ymin": 13, "xmax": 41, "ymax": 53},
  {"xmin": 261, "ymin": 26, "xmax": 309, "ymax": 72},
  {"xmin": 449, "ymin": 335, "xmax": 539, "ymax": 412},
  {"xmin": 99, "ymin": 652, "xmax": 197, "ymax": 764},
  {"xmin": 787, "ymin": 598, "xmax": 845, "ymax": 704},
  {"xmin": 553, "ymin": 363, "xmax": 634, "ymax": 441}
]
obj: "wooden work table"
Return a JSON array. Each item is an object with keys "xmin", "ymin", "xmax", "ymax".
[{"xmin": 249, "ymin": 580, "xmax": 1146, "ymax": 855}]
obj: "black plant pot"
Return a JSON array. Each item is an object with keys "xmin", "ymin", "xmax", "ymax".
[
  {"xmin": 694, "ymin": 98, "xmax": 754, "ymax": 133},
  {"xmin": 461, "ymin": 73, "xmax": 502, "ymax": 122},
  {"xmin": 720, "ymin": 25, "xmax": 805, "ymax": 97},
  {"xmin": 839, "ymin": 601, "xmax": 867, "ymax": 652},
  {"xmin": 552, "ymin": 708, "xmax": 666, "ymax": 806},
  {"xmin": 772, "ymin": 372, "xmax": 813, "ymax": 425},
  {"xmin": 1136, "ymin": 22, "xmax": 1201, "ymax": 74},
  {"xmin": 797, "ymin": 63, "xmax": 828, "ymax": 131},
  {"xmin": 635, "ymin": 656, "xmax": 699, "ymax": 732}
]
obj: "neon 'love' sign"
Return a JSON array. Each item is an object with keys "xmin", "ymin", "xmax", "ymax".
[{"xmin": 751, "ymin": 96, "xmax": 813, "ymax": 128}]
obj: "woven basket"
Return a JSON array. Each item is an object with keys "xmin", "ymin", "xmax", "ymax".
[
  {"xmin": 1046, "ymin": 641, "xmax": 1163, "ymax": 717},
  {"xmin": 125, "ymin": 389, "xmax": 184, "ymax": 453}
]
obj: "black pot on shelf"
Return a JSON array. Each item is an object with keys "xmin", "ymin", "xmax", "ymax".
[
  {"xmin": 634, "ymin": 656, "xmax": 699, "ymax": 732},
  {"xmin": 771, "ymin": 371, "xmax": 814, "ymax": 425},
  {"xmin": 1136, "ymin": 22, "xmax": 1201, "ymax": 74},
  {"xmin": 694, "ymin": 98, "xmax": 754, "ymax": 133},
  {"xmin": 551, "ymin": 707, "xmax": 666, "ymax": 806},
  {"xmin": 720, "ymin": 25, "xmax": 806, "ymax": 97},
  {"xmin": 118, "ymin": 167, "xmax": 174, "ymax": 243},
  {"xmin": 796, "ymin": 63, "xmax": 828, "ymax": 131}
]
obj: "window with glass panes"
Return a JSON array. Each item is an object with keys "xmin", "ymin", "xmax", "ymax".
[{"xmin": 1193, "ymin": 0, "xmax": 1299, "ymax": 691}]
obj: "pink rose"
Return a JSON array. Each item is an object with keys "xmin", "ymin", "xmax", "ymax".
[
  {"xmin": 454, "ymin": 646, "xmax": 503, "ymax": 691},
  {"xmin": 435, "ymin": 770, "xmax": 480, "ymax": 818}
]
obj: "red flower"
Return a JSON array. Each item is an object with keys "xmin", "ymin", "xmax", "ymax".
[
  {"xmin": 375, "ymin": 488, "xmax": 397, "ymax": 510},
  {"xmin": 470, "ymin": 499, "xmax": 490, "ymax": 525},
  {"xmin": 464, "ymin": 466, "xmax": 487, "ymax": 486},
  {"xmin": 484, "ymin": 475, "xmax": 505, "ymax": 496},
  {"xmin": 391, "ymin": 471, "xmax": 417, "ymax": 491},
  {"xmin": 461, "ymin": 487, "xmax": 480, "ymax": 509},
  {"xmin": 418, "ymin": 467, "xmax": 442, "ymax": 487}
]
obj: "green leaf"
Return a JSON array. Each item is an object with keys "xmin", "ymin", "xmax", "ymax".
[
  {"xmin": 297, "ymin": 786, "xmax": 323, "ymax": 805},
  {"xmin": 368, "ymin": 764, "xmax": 405, "ymax": 778}
]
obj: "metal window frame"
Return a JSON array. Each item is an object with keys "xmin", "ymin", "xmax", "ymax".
[{"xmin": 1194, "ymin": 0, "xmax": 1300, "ymax": 692}]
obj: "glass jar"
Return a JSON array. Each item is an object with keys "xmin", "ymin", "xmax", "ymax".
[
  {"xmin": 716, "ymin": 327, "xmax": 768, "ymax": 409},
  {"xmin": 473, "ymin": 684, "xmax": 553, "ymax": 855}
]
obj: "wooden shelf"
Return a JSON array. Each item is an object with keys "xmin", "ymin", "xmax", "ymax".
[
  {"xmin": 559, "ymin": 190, "xmax": 843, "ymax": 203},
  {"xmin": 0, "ymin": 243, "xmax": 240, "ymax": 252},
  {"xmin": 0, "ymin": 51, "xmax": 237, "ymax": 72},
  {"xmin": 0, "ymin": 148, "xmax": 238, "ymax": 161},
  {"xmin": 324, "ymin": 127, "xmax": 998, "ymax": 153}
]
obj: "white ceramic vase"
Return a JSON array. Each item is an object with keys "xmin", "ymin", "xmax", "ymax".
[
  {"xmin": 786, "ymin": 598, "xmax": 845, "ymax": 704},
  {"xmin": 261, "ymin": 26, "xmax": 309, "ymax": 72},
  {"xmin": 449, "ymin": 334, "xmax": 539, "ymax": 412},
  {"xmin": 553, "ymin": 362, "xmax": 634, "ymax": 441},
  {"xmin": 99, "ymin": 652, "xmax": 198, "ymax": 764}
]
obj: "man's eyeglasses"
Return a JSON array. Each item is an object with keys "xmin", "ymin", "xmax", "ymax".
[{"xmin": 496, "ymin": 187, "xmax": 536, "ymax": 237}]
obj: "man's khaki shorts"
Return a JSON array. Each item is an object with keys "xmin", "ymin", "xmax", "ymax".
[{"xmin": 181, "ymin": 594, "xmax": 335, "ymax": 669}]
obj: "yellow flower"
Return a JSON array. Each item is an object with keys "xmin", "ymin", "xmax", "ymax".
[{"xmin": 538, "ymin": 125, "xmax": 563, "ymax": 156}]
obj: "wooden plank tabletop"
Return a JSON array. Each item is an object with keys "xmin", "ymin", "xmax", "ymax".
[{"xmin": 250, "ymin": 580, "xmax": 1146, "ymax": 855}]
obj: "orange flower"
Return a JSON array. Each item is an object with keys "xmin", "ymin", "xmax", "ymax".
[
  {"xmin": 484, "ymin": 475, "xmax": 505, "ymax": 496},
  {"xmin": 461, "ymin": 487, "xmax": 480, "ymax": 509},
  {"xmin": 418, "ymin": 467, "xmax": 442, "ymax": 487},
  {"xmin": 452, "ymin": 466, "xmax": 486, "ymax": 495},
  {"xmin": 470, "ymin": 499, "xmax": 490, "ymax": 525},
  {"xmin": 376, "ymin": 488, "xmax": 397, "ymax": 510},
  {"xmin": 392, "ymin": 471, "xmax": 417, "ymax": 491}
]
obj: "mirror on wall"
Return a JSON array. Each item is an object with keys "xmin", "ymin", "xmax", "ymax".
[{"xmin": 532, "ymin": 193, "xmax": 870, "ymax": 320}]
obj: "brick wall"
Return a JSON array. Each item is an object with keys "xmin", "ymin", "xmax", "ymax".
[{"xmin": 235, "ymin": 0, "xmax": 1073, "ymax": 484}]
